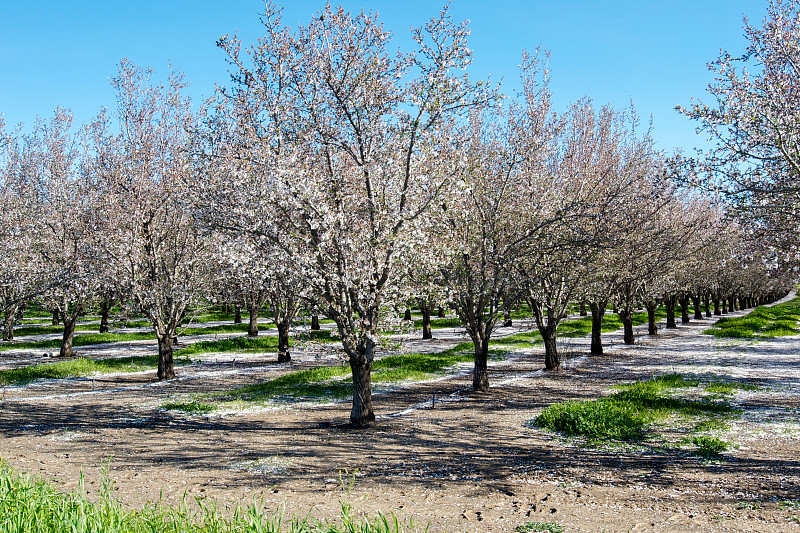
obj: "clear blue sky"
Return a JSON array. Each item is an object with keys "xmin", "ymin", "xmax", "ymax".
[{"xmin": 1, "ymin": 0, "xmax": 766, "ymax": 153}]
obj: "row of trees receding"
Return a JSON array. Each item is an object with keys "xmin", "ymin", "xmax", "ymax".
[{"xmin": 0, "ymin": 1, "xmax": 795, "ymax": 427}]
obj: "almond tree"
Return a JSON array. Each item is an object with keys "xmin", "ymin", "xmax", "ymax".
[
  {"xmin": 214, "ymin": 3, "xmax": 492, "ymax": 426},
  {"xmin": 17, "ymin": 108, "xmax": 106, "ymax": 356},
  {"xmin": 104, "ymin": 60, "xmax": 211, "ymax": 380},
  {"xmin": 682, "ymin": 0, "xmax": 800, "ymax": 267},
  {"xmin": 0, "ymin": 120, "xmax": 47, "ymax": 339}
]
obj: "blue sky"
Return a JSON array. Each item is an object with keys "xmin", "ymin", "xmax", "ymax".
[{"xmin": 1, "ymin": 0, "xmax": 766, "ymax": 153}]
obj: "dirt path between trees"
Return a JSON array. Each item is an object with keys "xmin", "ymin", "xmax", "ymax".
[{"xmin": 1, "ymin": 304, "xmax": 799, "ymax": 533}]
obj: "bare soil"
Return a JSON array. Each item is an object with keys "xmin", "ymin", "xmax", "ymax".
[{"xmin": 1, "ymin": 306, "xmax": 800, "ymax": 533}]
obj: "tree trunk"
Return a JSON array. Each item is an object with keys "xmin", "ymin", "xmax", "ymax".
[
  {"xmin": 2, "ymin": 308, "xmax": 16, "ymax": 341},
  {"xmin": 472, "ymin": 335, "xmax": 490, "ymax": 390},
  {"xmin": 349, "ymin": 345, "xmax": 376, "ymax": 427},
  {"xmin": 503, "ymin": 307, "xmax": 512, "ymax": 327},
  {"xmin": 729, "ymin": 297, "xmax": 737, "ymax": 312},
  {"xmin": 437, "ymin": 307, "xmax": 445, "ymax": 318},
  {"xmin": 645, "ymin": 301, "xmax": 659, "ymax": 336},
  {"xmin": 99, "ymin": 303, "xmax": 110, "ymax": 333},
  {"xmin": 618, "ymin": 307, "xmax": 634, "ymax": 345},
  {"xmin": 247, "ymin": 306, "xmax": 259, "ymax": 337},
  {"xmin": 665, "ymin": 296, "xmax": 677, "ymax": 329},
  {"xmin": 579, "ymin": 301, "xmax": 588, "ymax": 317},
  {"xmin": 234, "ymin": 304, "xmax": 242, "ymax": 324},
  {"xmin": 277, "ymin": 322, "xmax": 291, "ymax": 363},
  {"xmin": 52, "ymin": 308, "xmax": 60, "ymax": 326},
  {"xmin": 704, "ymin": 293, "xmax": 712, "ymax": 317},
  {"xmin": 680, "ymin": 295, "xmax": 691, "ymax": 324},
  {"xmin": 60, "ymin": 316, "xmax": 77, "ymax": 357},
  {"xmin": 589, "ymin": 301, "xmax": 605, "ymax": 355},
  {"xmin": 403, "ymin": 308, "xmax": 412, "ymax": 321},
  {"xmin": 311, "ymin": 313, "xmax": 321, "ymax": 331},
  {"xmin": 692, "ymin": 294, "xmax": 703, "ymax": 320},
  {"xmin": 157, "ymin": 333, "xmax": 176, "ymax": 381},
  {"xmin": 713, "ymin": 298, "xmax": 721, "ymax": 315},
  {"xmin": 421, "ymin": 304, "xmax": 432, "ymax": 340},
  {"xmin": 542, "ymin": 328, "xmax": 560, "ymax": 370},
  {"xmin": 721, "ymin": 299, "xmax": 728, "ymax": 314}
]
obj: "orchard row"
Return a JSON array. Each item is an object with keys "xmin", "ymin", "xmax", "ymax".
[{"xmin": 0, "ymin": 3, "xmax": 794, "ymax": 427}]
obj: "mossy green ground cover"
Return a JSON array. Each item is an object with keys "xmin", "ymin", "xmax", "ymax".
[
  {"xmin": 0, "ymin": 460, "xmax": 416, "ymax": 533},
  {"xmin": 704, "ymin": 298, "xmax": 800, "ymax": 338}
]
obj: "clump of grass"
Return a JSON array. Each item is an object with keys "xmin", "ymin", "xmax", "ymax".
[
  {"xmin": 0, "ymin": 459, "xmax": 419, "ymax": 532},
  {"xmin": 534, "ymin": 398, "xmax": 651, "ymax": 440},
  {"xmin": 0, "ymin": 356, "xmax": 190, "ymax": 385},
  {"xmin": 515, "ymin": 521, "xmax": 564, "ymax": 533},
  {"xmin": 704, "ymin": 298, "xmax": 800, "ymax": 338},
  {"xmin": 534, "ymin": 374, "xmax": 733, "ymax": 442},
  {"xmin": 690, "ymin": 435, "xmax": 729, "ymax": 458},
  {"xmin": 162, "ymin": 400, "xmax": 215, "ymax": 414}
]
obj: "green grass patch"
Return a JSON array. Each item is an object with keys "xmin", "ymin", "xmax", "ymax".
[
  {"xmin": 162, "ymin": 400, "xmax": 215, "ymax": 414},
  {"xmin": 0, "ymin": 332, "xmax": 158, "ymax": 353},
  {"xmin": 0, "ymin": 459, "xmax": 417, "ymax": 532},
  {"xmin": 200, "ymin": 342, "xmax": 480, "ymax": 405},
  {"xmin": 0, "ymin": 356, "xmax": 190, "ymax": 385},
  {"xmin": 490, "ymin": 331, "xmax": 542, "ymax": 350},
  {"xmin": 220, "ymin": 366, "xmax": 353, "ymax": 403},
  {"xmin": 178, "ymin": 336, "xmax": 280, "ymax": 357},
  {"xmin": 534, "ymin": 374, "xmax": 733, "ymax": 442},
  {"xmin": 179, "ymin": 323, "xmax": 266, "ymax": 336},
  {"xmin": 704, "ymin": 299, "xmax": 800, "ymax": 338},
  {"xmin": 11, "ymin": 323, "xmax": 105, "ymax": 336},
  {"xmin": 371, "ymin": 343, "xmax": 476, "ymax": 382},
  {"xmin": 178, "ymin": 330, "xmax": 336, "ymax": 357},
  {"xmin": 412, "ymin": 317, "xmax": 463, "ymax": 329},
  {"xmin": 705, "ymin": 381, "xmax": 760, "ymax": 395}
]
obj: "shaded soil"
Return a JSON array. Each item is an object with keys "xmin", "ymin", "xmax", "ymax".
[{"xmin": 1, "ymin": 307, "xmax": 800, "ymax": 532}]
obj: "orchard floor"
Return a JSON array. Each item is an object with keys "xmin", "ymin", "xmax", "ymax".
[{"xmin": 1, "ymin": 304, "xmax": 800, "ymax": 532}]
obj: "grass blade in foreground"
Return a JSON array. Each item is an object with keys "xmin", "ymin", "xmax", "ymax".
[{"xmin": 0, "ymin": 459, "xmax": 421, "ymax": 532}]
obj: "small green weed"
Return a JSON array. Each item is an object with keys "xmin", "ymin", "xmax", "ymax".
[
  {"xmin": 515, "ymin": 521, "xmax": 564, "ymax": 533},
  {"xmin": 691, "ymin": 435, "xmax": 729, "ymax": 458},
  {"xmin": 779, "ymin": 500, "xmax": 800, "ymax": 510},
  {"xmin": 162, "ymin": 400, "xmax": 215, "ymax": 413}
]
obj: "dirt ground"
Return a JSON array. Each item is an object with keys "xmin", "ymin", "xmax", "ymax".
[{"xmin": 1, "ymin": 303, "xmax": 800, "ymax": 533}]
